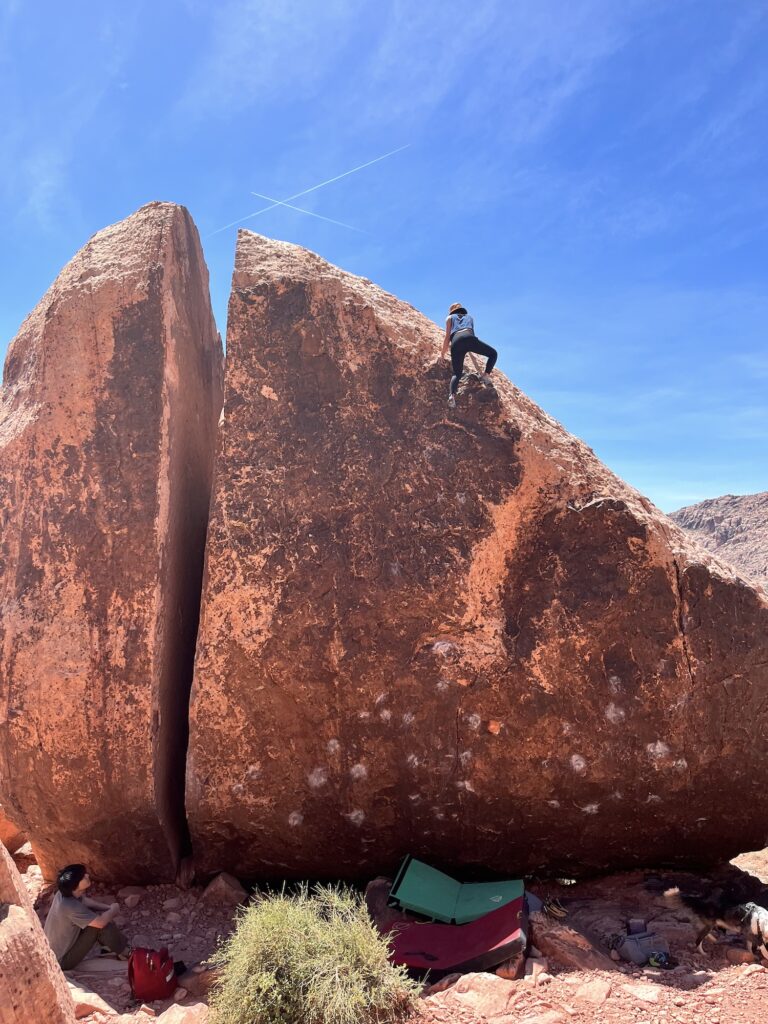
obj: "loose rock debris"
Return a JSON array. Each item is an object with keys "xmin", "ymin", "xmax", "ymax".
[{"xmin": 9, "ymin": 843, "xmax": 768, "ymax": 1023}]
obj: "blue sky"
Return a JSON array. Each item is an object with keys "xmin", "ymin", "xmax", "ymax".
[{"xmin": 1, "ymin": 0, "xmax": 766, "ymax": 512}]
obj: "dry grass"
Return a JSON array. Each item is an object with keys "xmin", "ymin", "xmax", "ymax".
[{"xmin": 208, "ymin": 883, "xmax": 420, "ymax": 1024}]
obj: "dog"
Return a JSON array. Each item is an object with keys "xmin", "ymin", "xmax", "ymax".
[{"xmin": 664, "ymin": 886, "xmax": 768, "ymax": 958}]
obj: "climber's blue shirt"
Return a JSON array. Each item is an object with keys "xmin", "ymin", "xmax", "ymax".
[{"xmin": 449, "ymin": 312, "xmax": 475, "ymax": 339}]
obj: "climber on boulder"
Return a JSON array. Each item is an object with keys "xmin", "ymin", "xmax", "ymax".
[
  {"xmin": 442, "ymin": 302, "xmax": 498, "ymax": 409},
  {"xmin": 43, "ymin": 863, "xmax": 130, "ymax": 970}
]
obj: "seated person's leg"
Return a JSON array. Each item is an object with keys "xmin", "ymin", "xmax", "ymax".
[
  {"xmin": 59, "ymin": 922, "xmax": 129, "ymax": 970},
  {"xmin": 98, "ymin": 921, "xmax": 129, "ymax": 957},
  {"xmin": 59, "ymin": 926, "xmax": 100, "ymax": 971}
]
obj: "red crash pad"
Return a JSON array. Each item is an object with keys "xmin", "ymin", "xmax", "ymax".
[{"xmin": 387, "ymin": 895, "xmax": 527, "ymax": 973}]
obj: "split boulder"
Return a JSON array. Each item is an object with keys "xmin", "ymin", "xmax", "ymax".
[{"xmin": 0, "ymin": 203, "xmax": 223, "ymax": 881}]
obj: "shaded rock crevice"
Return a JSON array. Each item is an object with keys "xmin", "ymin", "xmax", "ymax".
[
  {"xmin": 672, "ymin": 557, "xmax": 695, "ymax": 691},
  {"xmin": 151, "ymin": 208, "xmax": 224, "ymax": 882}
]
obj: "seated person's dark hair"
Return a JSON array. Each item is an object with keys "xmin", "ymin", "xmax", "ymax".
[{"xmin": 57, "ymin": 864, "xmax": 86, "ymax": 898}]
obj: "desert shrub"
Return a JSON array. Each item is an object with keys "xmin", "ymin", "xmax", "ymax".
[{"xmin": 208, "ymin": 883, "xmax": 420, "ymax": 1024}]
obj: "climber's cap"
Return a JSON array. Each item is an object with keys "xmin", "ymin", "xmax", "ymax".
[{"xmin": 448, "ymin": 302, "xmax": 467, "ymax": 315}]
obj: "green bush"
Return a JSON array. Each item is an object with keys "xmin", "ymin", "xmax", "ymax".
[{"xmin": 208, "ymin": 883, "xmax": 420, "ymax": 1024}]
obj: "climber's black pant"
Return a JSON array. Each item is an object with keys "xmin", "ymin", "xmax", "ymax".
[{"xmin": 450, "ymin": 334, "xmax": 497, "ymax": 395}]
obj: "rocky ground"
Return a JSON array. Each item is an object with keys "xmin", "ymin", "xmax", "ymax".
[
  {"xmin": 13, "ymin": 845, "xmax": 768, "ymax": 1023},
  {"xmin": 16, "ymin": 846, "xmax": 236, "ymax": 1023},
  {"xmin": 417, "ymin": 860, "xmax": 768, "ymax": 1024},
  {"xmin": 416, "ymin": 961, "xmax": 768, "ymax": 1024}
]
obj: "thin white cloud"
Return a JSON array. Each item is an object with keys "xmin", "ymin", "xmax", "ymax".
[
  {"xmin": 0, "ymin": 0, "xmax": 19, "ymax": 58},
  {"xmin": 733, "ymin": 353, "xmax": 768, "ymax": 379},
  {"xmin": 178, "ymin": 0, "xmax": 365, "ymax": 115},
  {"xmin": 178, "ymin": 0, "xmax": 650, "ymax": 146},
  {"xmin": 1, "ymin": 9, "xmax": 141, "ymax": 231},
  {"xmin": 665, "ymin": 70, "xmax": 768, "ymax": 174}
]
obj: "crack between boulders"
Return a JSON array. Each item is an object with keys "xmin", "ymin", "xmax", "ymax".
[
  {"xmin": 639, "ymin": 494, "xmax": 696, "ymax": 695},
  {"xmin": 672, "ymin": 556, "xmax": 695, "ymax": 690},
  {"xmin": 451, "ymin": 681, "xmax": 469, "ymax": 781},
  {"xmin": 453, "ymin": 708, "xmax": 461, "ymax": 777}
]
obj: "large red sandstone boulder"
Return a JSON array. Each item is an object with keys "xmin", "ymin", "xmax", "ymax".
[
  {"xmin": 186, "ymin": 230, "xmax": 768, "ymax": 879},
  {"xmin": 0, "ymin": 841, "xmax": 75, "ymax": 1023},
  {"xmin": 0, "ymin": 203, "xmax": 223, "ymax": 882}
]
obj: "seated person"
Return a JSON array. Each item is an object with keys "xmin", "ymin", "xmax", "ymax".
[{"xmin": 43, "ymin": 863, "xmax": 130, "ymax": 970}]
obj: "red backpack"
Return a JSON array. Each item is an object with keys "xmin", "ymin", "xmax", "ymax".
[{"xmin": 128, "ymin": 947, "xmax": 178, "ymax": 1001}]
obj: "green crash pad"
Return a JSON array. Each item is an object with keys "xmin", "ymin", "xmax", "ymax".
[{"xmin": 388, "ymin": 856, "xmax": 524, "ymax": 925}]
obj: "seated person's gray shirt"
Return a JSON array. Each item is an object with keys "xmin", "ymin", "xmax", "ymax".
[{"xmin": 44, "ymin": 892, "xmax": 97, "ymax": 962}]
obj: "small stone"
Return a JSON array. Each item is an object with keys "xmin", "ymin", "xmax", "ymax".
[
  {"xmin": 575, "ymin": 977, "xmax": 612, "ymax": 1005},
  {"xmin": 139, "ymin": 1006, "xmax": 157, "ymax": 1018},
  {"xmin": 178, "ymin": 966, "xmax": 221, "ymax": 997},
  {"xmin": 156, "ymin": 1003, "xmax": 209, "ymax": 1023},
  {"xmin": 201, "ymin": 871, "xmax": 247, "ymax": 905},
  {"xmin": 173, "ymin": 987, "xmax": 188, "ymax": 1001},
  {"xmin": 163, "ymin": 896, "xmax": 182, "ymax": 910},
  {"xmin": 524, "ymin": 956, "xmax": 550, "ymax": 987},
  {"xmin": 495, "ymin": 954, "xmax": 524, "ymax": 980},
  {"xmin": 741, "ymin": 962, "xmax": 765, "ymax": 977},
  {"xmin": 167, "ymin": 911, "xmax": 182, "ymax": 923},
  {"xmin": 67, "ymin": 980, "xmax": 116, "ymax": 1019},
  {"xmin": 518, "ymin": 1012, "xmax": 565, "ymax": 1024},
  {"xmin": 125, "ymin": 894, "xmax": 142, "ymax": 909},
  {"xmin": 623, "ymin": 982, "xmax": 661, "ymax": 1004},
  {"xmin": 118, "ymin": 886, "xmax": 145, "ymax": 898},
  {"xmin": 424, "ymin": 973, "xmax": 462, "ymax": 996}
]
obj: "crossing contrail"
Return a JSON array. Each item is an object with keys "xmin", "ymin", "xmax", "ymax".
[
  {"xmin": 208, "ymin": 144, "xmax": 409, "ymax": 237},
  {"xmin": 249, "ymin": 191, "xmax": 364, "ymax": 233}
]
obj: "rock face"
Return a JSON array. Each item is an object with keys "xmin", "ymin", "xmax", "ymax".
[
  {"xmin": 671, "ymin": 492, "xmax": 768, "ymax": 591},
  {"xmin": 0, "ymin": 203, "xmax": 223, "ymax": 882},
  {"xmin": 0, "ymin": 841, "xmax": 75, "ymax": 1023},
  {"xmin": 186, "ymin": 230, "xmax": 768, "ymax": 879},
  {"xmin": 0, "ymin": 802, "xmax": 25, "ymax": 855}
]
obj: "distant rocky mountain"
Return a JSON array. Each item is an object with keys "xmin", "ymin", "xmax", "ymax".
[{"xmin": 671, "ymin": 492, "xmax": 768, "ymax": 590}]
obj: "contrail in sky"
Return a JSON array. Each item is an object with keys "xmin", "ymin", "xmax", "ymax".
[
  {"xmin": 249, "ymin": 191, "xmax": 364, "ymax": 233},
  {"xmin": 208, "ymin": 144, "xmax": 409, "ymax": 237}
]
